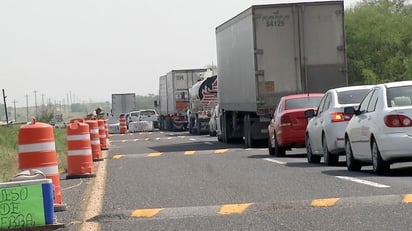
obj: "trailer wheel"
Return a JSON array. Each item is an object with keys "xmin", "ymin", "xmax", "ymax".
[{"xmin": 222, "ymin": 111, "xmax": 229, "ymax": 143}]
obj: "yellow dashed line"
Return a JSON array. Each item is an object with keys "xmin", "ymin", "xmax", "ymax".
[
  {"xmin": 184, "ymin": 151, "xmax": 196, "ymax": 155},
  {"xmin": 218, "ymin": 203, "xmax": 253, "ymax": 215},
  {"xmin": 167, "ymin": 137, "xmax": 172, "ymax": 140},
  {"xmin": 215, "ymin": 149, "xmax": 229, "ymax": 154},
  {"xmin": 148, "ymin": 152, "xmax": 162, "ymax": 157},
  {"xmin": 155, "ymin": 137, "xmax": 160, "ymax": 141},
  {"xmin": 245, "ymin": 148, "xmax": 253, "ymax": 151},
  {"xmin": 145, "ymin": 138, "xmax": 150, "ymax": 141},
  {"xmin": 112, "ymin": 155, "xmax": 124, "ymax": 159},
  {"xmin": 121, "ymin": 140, "xmax": 127, "ymax": 143},
  {"xmin": 311, "ymin": 198, "xmax": 339, "ymax": 207},
  {"xmin": 134, "ymin": 139, "xmax": 139, "ymax": 141},
  {"xmin": 131, "ymin": 208, "xmax": 163, "ymax": 218},
  {"xmin": 402, "ymin": 194, "xmax": 412, "ymax": 203}
]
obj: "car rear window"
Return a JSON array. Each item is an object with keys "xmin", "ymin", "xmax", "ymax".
[
  {"xmin": 337, "ymin": 89, "xmax": 371, "ymax": 104},
  {"xmin": 140, "ymin": 110, "xmax": 156, "ymax": 116},
  {"xmin": 285, "ymin": 97, "xmax": 322, "ymax": 110},
  {"xmin": 387, "ymin": 85, "xmax": 412, "ymax": 107}
]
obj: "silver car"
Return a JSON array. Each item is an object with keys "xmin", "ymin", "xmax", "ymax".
[
  {"xmin": 305, "ymin": 85, "xmax": 374, "ymax": 165},
  {"xmin": 345, "ymin": 81, "xmax": 412, "ymax": 175}
]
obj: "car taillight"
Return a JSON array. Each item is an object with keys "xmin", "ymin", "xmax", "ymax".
[
  {"xmin": 280, "ymin": 116, "xmax": 292, "ymax": 127},
  {"xmin": 384, "ymin": 115, "xmax": 412, "ymax": 127},
  {"xmin": 331, "ymin": 112, "xmax": 352, "ymax": 122}
]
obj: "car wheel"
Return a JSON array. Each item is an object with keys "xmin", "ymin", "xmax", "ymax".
[
  {"xmin": 306, "ymin": 135, "xmax": 321, "ymax": 163},
  {"xmin": 274, "ymin": 134, "xmax": 286, "ymax": 157},
  {"xmin": 268, "ymin": 136, "xmax": 275, "ymax": 156},
  {"xmin": 371, "ymin": 139, "xmax": 389, "ymax": 175},
  {"xmin": 322, "ymin": 134, "xmax": 338, "ymax": 166},
  {"xmin": 345, "ymin": 138, "xmax": 361, "ymax": 171}
]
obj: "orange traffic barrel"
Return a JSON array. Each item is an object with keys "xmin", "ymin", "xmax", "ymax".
[
  {"xmin": 85, "ymin": 120, "xmax": 103, "ymax": 161},
  {"xmin": 66, "ymin": 120, "xmax": 96, "ymax": 179},
  {"xmin": 18, "ymin": 118, "xmax": 66, "ymax": 211},
  {"xmin": 119, "ymin": 117, "xmax": 128, "ymax": 134},
  {"xmin": 98, "ymin": 119, "xmax": 108, "ymax": 150},
  {"xmin": 104, "ymin": 119, "xmax": 110, "ymax": 138}
]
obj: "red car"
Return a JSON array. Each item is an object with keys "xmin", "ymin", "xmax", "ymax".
[{"xmin": 268, "ymin": 93, "xmax": 324, "ymax": 157}]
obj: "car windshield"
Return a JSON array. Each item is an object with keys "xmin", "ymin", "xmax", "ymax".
[
  {"xmin": 130, "ymin": 112, "xmax": 139, "ymax": 117},
  {"xmin": 337, "ymin": 89, "xmax": 371, "ymax": 104},
  {"xmin": 285, "ymin": 97, "xmax": 322, "ymax": 110},
  {"xmin": 387, "ymin": 85, "xmax": 412, "ymax": 107}
]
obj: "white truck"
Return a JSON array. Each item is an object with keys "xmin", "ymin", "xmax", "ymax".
[
  {"xmin": 188, "ymin": 74, "xmax": 218, "ymax": 135},
  {"xmin": 215, "ymin": 1, "xmax": 348, "ymax": 147},
  {"xmin": 156, "ymin": 69, "xmax": 207, "ymax": 131},
  {"xmin": 111, "ymin": 93, "xmax": 136, "ymax": 118}
]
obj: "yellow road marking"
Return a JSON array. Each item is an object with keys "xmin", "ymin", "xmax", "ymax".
[
  {"xmin": 155, "ymin": 137, "xmax": 160, "ymax": 141},
  {"xmin": 218, "ymin": 203, "xmax": 253, "ymax": 215},
  {"xmin": 121, "ymin": 140, "xmax": 127, "ymax": 143},
  {"xmin": 245, "ymin": 148, "xmax": 253, "ymax": 151},
  {"xmin": 148, "ymin": 152, "xmax": 162, "ymax": 157},
  {"xmin": 184, "ymin": 151, "xmax": 196, "ymax": 155},
  {"xmin": 311, "ymin": 198, "xmax": 339, "ymax": 207},
  {"xmin": 145, "ymin": 138, "xmax": 150, "ymax": 141},
  {"xmin": 402, "ymin": 194, "xmax": 412, "ymax": 203},
  {"xmin": 215, "ymin": 149, "xmax": 228, "ymax": 154},
  {"xmin": 112, "ymin": 155, "xmax": 124, "ymax": 159},
  {"xmin": 134, "ymin": 139, "xmax": 139, "ymax": 141},
  {"xmin": 167, "ymin": 137, "xmax": 172, "ymax": 140},
  {"xmin": 131, "ymin": 208, "xmax": 163, "ymax": 218}
]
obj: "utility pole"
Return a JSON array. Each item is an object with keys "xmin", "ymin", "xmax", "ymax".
[
  {"xmin": 25, "ymin": 94, "xmax": 29, "ymax": 122},
  {"xmin": 13, "ymin": 99, "xmax": 17, "ymax": 123},
  {"xmin": 34, "ymin": 90, "xmax": 38, "ymax": 117},
  {"xmin": 2, "ymin": 89, "xmax": 9, "ymax": 125}
]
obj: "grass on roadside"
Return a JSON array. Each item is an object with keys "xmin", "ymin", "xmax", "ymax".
[{"xmin": 0, "ymin": 124, "xmax": 67, "ymax": 183}]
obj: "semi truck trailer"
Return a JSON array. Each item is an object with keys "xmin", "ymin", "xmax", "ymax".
[
  {"xmin": 157, "ymin": 69, "xmax": 207, "ymax": 131},
  {"xmin": 111, "ymin": 93, "xmax": 136, "ymax": 118},
  {"xmin": 215, "ymin": 1, "xmax": 348, "ymax": 147}
]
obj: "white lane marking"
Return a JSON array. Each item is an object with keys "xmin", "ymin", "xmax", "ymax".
[
  {"xmin": 204, "ymin": 142, "xmax": 213, "ymax": 145},
  {"xmin": 336, "ymin": 176, "xmax": 391, "ymax": 188},
  {"xmin": 263, "ymin": 158, "xmax": 286, "ymax": 165}
]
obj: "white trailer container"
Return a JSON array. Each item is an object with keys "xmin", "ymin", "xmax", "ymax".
[
  {"xmin": 111, "ymin": 93, "xmax": 136, "ymax": 118},
  {"xmin": 216, "ymin": 1, "xmax": 348, "ymax": 147},
  {"xmin": 188, "ymin": 74, "xmax": 218, "ymax": 135},
  {"xmin": 157, "ymin": 69, "xmax": 207, "ymax": 131}
]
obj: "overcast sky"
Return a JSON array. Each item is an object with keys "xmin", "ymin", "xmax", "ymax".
[{"xmin": 1, "ymin": 0, "xmax": 359, "ymax": 107}]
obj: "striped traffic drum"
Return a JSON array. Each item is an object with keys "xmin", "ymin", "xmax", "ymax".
[{"xmin": 18, "ymin": 118, "xmax": 66, "ymax": 211}]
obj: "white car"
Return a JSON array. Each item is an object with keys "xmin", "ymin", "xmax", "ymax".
[
  {"xmin": 305, "ymin": 85, "xmax": 374, "ymax": 165},
  {"xmin": 344, "ymin": 81, "xmax": 412, "ymax": 174},
  {"xmin": 129, "ymin": 109, "xmax": 159, "ymax": 128}
]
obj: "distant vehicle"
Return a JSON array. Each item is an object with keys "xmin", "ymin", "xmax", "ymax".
[
  {"xmin": 129, "ymin": 109, "xmax": 159, "ymax": 128},
  {"xmin": 304, "ymin": 85, "xmax": 374, "ymax": 165},
  {"xmin": 215, "ymin": 1, "xmax": 348, "ymax": 147},
  {"xmin": 268, "ymin": 93, "xmax": 324, "ymax": 157},
  {"xmin": 344, "ymin": 81, "xmax": 412, "ymax": 174},
  {"xmin": 157, "ymin": 69, "xmax": 207, "ymax": 131},
  {"xmin": 111, "ymin": 93, "xmax": 136, "ymax": 118},
  {"xmin": 54, "ymin": 121, "xmax": 66, "ymax": 128},
  {"xmin": 209, "ymin": 104, "xmax": 221, "ymax": 137}
]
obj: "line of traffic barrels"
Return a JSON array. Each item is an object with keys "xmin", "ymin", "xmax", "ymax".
[{"xmin": 17, "ymin": 117, "xmax": 110, "ymax": 213}]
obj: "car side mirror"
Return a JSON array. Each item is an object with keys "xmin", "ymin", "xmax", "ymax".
[
  {"xmin": 304, "ymin": 109, "xmax": 315, "ymax": 118},
  {"xmin": 344, "ymin": 106, "xmax": 357, "ymax": 115}
]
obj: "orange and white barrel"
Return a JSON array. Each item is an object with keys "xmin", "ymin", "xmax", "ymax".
[
  {"xmin": 98, "ymin": 119, "xmax": 108, "ymax": 150},
  {"xmin": 66, "ymin": 121, "xmax": 96, "ymax": 179},
  {"xmin": 119, "ymin": 117, "xmax": 128, "ymax": 134},
  {"xmin": 104, "ymin": 119, "xmax": 109, "ymax": 138},
  {"xmin": 85, "ymin": 120, "xmax": 103, "ymax": 161},
  {"xmin": 18, "ymin": 118, "xmax": 66, "ymax": 211}
]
